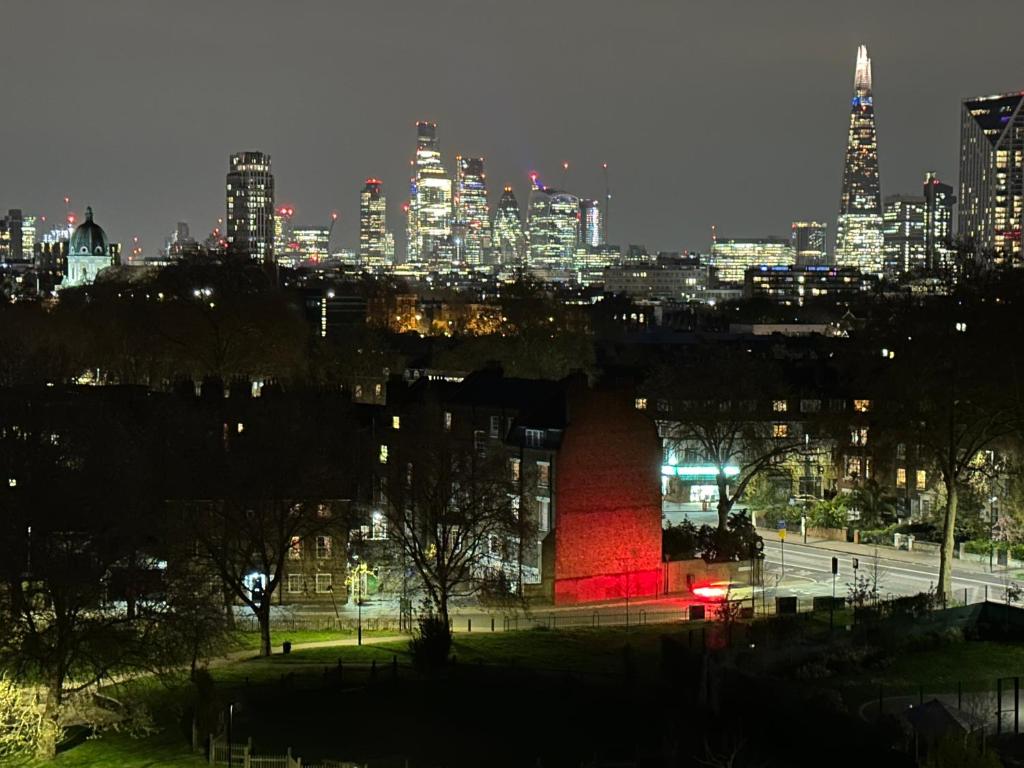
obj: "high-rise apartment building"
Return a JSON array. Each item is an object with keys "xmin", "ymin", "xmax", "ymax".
[
  {"xmin": 791, "ymin": 222, "xmax": 828, "ymax": 266},
  {"xmin": 226, "ymin": 151, "xmax": 275, "ymax": 264},
  {"xmin": 492, "ymin": 186, "xmax": 526, "ymax": 268},
  {"xmin": 360, "ymin": 178, "xmax": 392, "ymax": 270},
  {"xmin": 882, "ymin": 195, "xmax": 927, "ymax": 277},
  {"xmin": 527, "ymin": 182, "xmax": 579, "ymax": 275},
  {"xmin": 406, "ymin": 122, "xmax": 452, "ymax": 265},
  {"xmin": 579, "ymin": 199, "xmax": 602, "ymax": 249},
  {"xmin": 923, "ymin": 173, "xmax": 955, "ymax": 270},
  {"xmin": 959, "ymin": 92, "xmax": 1024, "ymax": 260},
  {"xmin": 454, "ymin": 156, "xmax": 490, "ymax": 267},
  {"xmin": 835, "ymin": 45, "xmax": 884, "ymax": 274}
]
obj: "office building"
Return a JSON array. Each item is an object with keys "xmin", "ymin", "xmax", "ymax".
[
  {"xmin": 603, "ymin": 263, "xmax": 708, "ymax": 301},
  {"xmin": 883, "ymin": 195, "xmax": 927, "ymax": 277},
  {"xmin": 959, "ymin": 92, "xmax": 1024, "ymax": 260},
  {"xmin": 835, "ymin": 45, "xmax": 884, "ymax": 274},
  {"xmin": 406, "ymin": 122, "xmax": 452, "ymax": 265},
  {"xmin": 923, "ymin": 173, "xmax": 955, "ymax": 271},
  {"xmin": 579, "ymin": 199, "xmax": 602, "ymax": 248},
  {"xmin": 744, "ymin": 265, "xmax": 868, "ymax": 306},
  {"xmin": 527, "ymin": 181, "xmax": 579, "ymax": 276},
  {"xmin": 710, "ymin": 236, "xmax": 795, "ymax": 284},
  {"xmin": 291, "ymin": 225, "xmax": 330, "ymax": 264},
  {"xmin": 226, "ymin": 151, "xmax": 275, "ymax": 264},
  {"xmin": 0, "ymin": 210, "xmax": 24, "ymax": 262},
  {"xmin": 454, "ymin": 156, "xmax": 490, "ymax": 268},
  {"xmin": 273, "ymin": 205, "xmax": 294, "ymax": 259},
  {"xmin": 791, "ymin": 221, "xmax": 828, "ymax": 266},
  {"xmin": 359, "ymin": 178, "xmax": 392, "ymax": 270},
  {"xmin": 492, "ymin": 186, "xmax": 526, "ymax": 268}
]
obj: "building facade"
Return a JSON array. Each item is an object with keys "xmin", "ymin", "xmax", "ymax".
[
  {"xmin": 835, "ymin": 45, "xmax": 884, "ymax": 274},
  {"xmin": 359, "ymin": 178, "xmax": 392, "ymax": 270},
  {"xmin": 959, "ymin": 92, "xmax": 1024, "ymax": 261},
  {"xmin": 64, "ymin": 207, "xmax": 118, "ymax": 288},
  {"xmin": 744, "ymin": 264, "xmax": 868, "ymax": 306},
  {"xmin": 579, "ymin": 199, "xmax": 602, "ymax": 249},
  {"xmin": 453, "ymin": 156, "xmax": 490, "ymax": 268},
  {"xmin": 710, "ymin": 236, "xmax": 795, "ymax": 284},
  {"xmin": 791, "ymin": 221, "xmax": 828, "ymax": 267},
  {"xmin": 923, "ymin": 173, "xmax": 955, "ymax": 271},
  {"xmin": 406, "ymin": 122, "xmax": 452, "ymax": 266},
  {"xmin": 527, "ymin": 184, "xmax": 579, "ymax": 277},
  {"xmin": 882, "ymin": 195, "xmax": 927, "ymax": 277},
  {"xmin": 226, "ymin": 151, "xmax": 275, "ymax": 264},
  {"xmin": 492, "ymin": 186, "xmax": 526, "ymax": 269}
]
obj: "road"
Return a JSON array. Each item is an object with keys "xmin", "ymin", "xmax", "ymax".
[{"xmin": 762, "ymin": 539, "xmax": 1018, "ymax": 604}]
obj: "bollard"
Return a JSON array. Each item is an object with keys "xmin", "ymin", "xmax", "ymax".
[
  {"xmin": 491, "ymin": 617, "xmax": 495, "ymax": 632},
  {"xmin": 468, "ymin": 618, "xmax": 472, "ymax": 633}
]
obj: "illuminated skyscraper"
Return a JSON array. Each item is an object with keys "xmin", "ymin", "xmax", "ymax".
[
  {"xmin": 710, "ymin": 235, "xmax": 795, "ymax": 284},
  {"xmin": 835, "ymin": 45, "xmax": 883, "ymax": 274},
  {"xmin": 883, "ymin": 195, "xmax": 927, "ymax": 277},
  {"xmin": 923, "ymin": 173, "xmax": 955, "ymax": 270},
  {"xmin": 791, "ymin": 222, "xmax": 828, "ymax": 266},
  {"xmin": 959, "ymin": 92, "xmax": 1024, "ymax": 260},
  {"xmin": 492, "ymin": 186, "xmax": 526, "ymax": 267},
  {"xmin": 453, "ymin": 156, "xmax": 490, "ymax": 268},
  {"xmin": 579, "ymin": 199, "xmax": 602, "ymax": 248},
  {"xmin": 273, "ymin": 205, "xmax": 294, "ymax": 259},
  {"xmin": 406, "ymin": 121, "xmax": 452, "ymax": 265},
  {"xmin": 527, "ymin": 178, "xmax": 579, "ymax": 275},
  {"xmin": 226, "ymin": 151, "xmax": 275, "ymax": 263},
  {"xmin": 291, "ymin": 225, "xmax": 330, "ymax": 264},
  {"xmin": 360, "ymin": 178, "xmax": 392, "ymax": 270}
]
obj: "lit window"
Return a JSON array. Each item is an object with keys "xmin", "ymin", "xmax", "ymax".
[
  {"xmin": 315, "ymin": 573, "xmax": 332, "ymax": 593},
  {"xmin": 916, "ymin": 470, "xmax": 927, "ymax": 490},
  {"xmin": 510, "ymin": 458, "xmax": 521, "ymax": 482},
  {"xmin": 287, "ymin": 574, "xmax": 303, "ymax": 594},
  {"xmin": 896, "ymin": 468, "xmax": 906, "ymax": 488},
  {"xmin": 846, "ymin": 456, "xmax": 862, "ymax": 477},
  {"xmin": 370, "ymin": 511, "xmax": 388, "ymax": 540},
  {"xmin": 537, "ymin": 497, "xmax": 551, "ymax": 532},
  {"xmin": 374, "ymin": 383, "xmax": 382, "ymax": 397},
  {"xmin": 379, "ymin": 444, "xmax": 388, "ymax": 464},
  {"xmin": 772, "ymin": 400, "xmax": 788, "ymax": 413},
  {"xmin": 236, "ymin": 422, "xmax": 244, "ymax": 434},
  {"xmin": 444, "ymin": 411, "xmax": 452, "ymax": 431},
  {"xmin": 635, "ymin": 397, "xmax": 647, "ymax": 411},
  {"xmin": 525, "ymin": 429, "xmax": 544, "ymax": 448},
  {"xmin": 392, "ymin": 415, "xmax": 400, "ymax": 430},
  {"xmin": 489, "ymin": 415, "xmax": 501, "ymax": 438},
  {"xmin": 850, "ymin": 427, "xmax": 869, "ymax": 446},
  {"xmin": 536, "ymin": 461, "xmax": 550, "ymax": 488},
  {"xmin": 288, "ymin": 536, "xmax": 302, "ymax": 559},
  {"xmin": 853, "ymin": 399, "xmax": 871, "ymax": 413},
  {"xmin": 316, "ymin": 536, "xmax": 332, "ymax": 559},
  {"xmin": 772, "ymin": 423, "xmax": 789, "ymax": 438}
]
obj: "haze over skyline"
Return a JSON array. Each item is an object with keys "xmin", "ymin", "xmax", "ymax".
[{"xmin": 1, "ymin": 0, "xmax": 1021, "ymax": 256}]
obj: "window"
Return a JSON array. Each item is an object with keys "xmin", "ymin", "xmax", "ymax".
[
  {"xmin": 354, "ymin": 384, "xmax": 363, "ymax": 399},
  {"xmin": 379, "ymin": 444, "xmax": 388, "ymax": 464},
  {"xmin": 316, "ymin": 535, "xmax": 332, "ymax": 559},
  {"xmin": 657, "ymin": 399, "xmax": 670, "ymax": 413},
  {"xmin": 829, "ymin": 399, "xmax": 846, "ymax": 412},
  {"xmin": 392, "ymin": 415, "xmax": 401, "ymax": 430},
  {"xmin": 896, "ymin": 467, "xmax": 907, "ymax": 488},
  {"xmin": 489, "ymin": 415, "xmax": 501, "ymax": 438},
  {"xmin": 287, "ymin": 574, "xmax": 303, "ymax": 594},
  {"xmin": 370, "ymin": 511, "xmax": 388, "ymax": 540},
  {"xmin": 800, "ymin": 399, "xmax": 821, "ymax": 413},
  {"xmin": 896, "ymin": 443, "xmax": 907, "ymax": 460},
  {"xmin": 474, "ymin": 430, "xmax": 486, "ymax": 453},
  {"xmin": 916, "ymin": 470, "xmax": 927, "ymax": 490},
  {"xmin": 317, "ymin": 504, "xmax": 331, "ymax": 518},
  {"xmin": 537, "ymin": 497, "xmax": 551, "ymax": 532},
  {"xmin": 850, "ymin": 427, "xmax": 869, "ymax": 446},
  {"xmin": 853, "ymin": 399, "xmax": 871, "ymax": 413},
  {"xmin": 509, "ymin": 494, "xmax": 520, "ymax": 519},
  {"xmin": 635, "ymin": 397, "xmax": 647, "ymax": 411},
  {"xmin": 525, "ymin": 429, "xmax": 544, "ymax": 448},
  {"xmin": 374, "ymin": 383, "xmax": 382, "ymax": 398},
  {"xmin": 443, "ymin": 411, "xmax": 452, "ymax": 431},
  {"xmin": 236, "ymin": 422, "xmax": 245, "ymax": 434},
  {"xmin": 772, "ymin": 423, "xmax": 789, "ymax": 438},
  {"xmin": 536, "ymin": 461, "xmax": 550, "ymax": 488},
  {"xmin": 772, "ymin": 400, "xmax": 788, "ymax": 413},
  {"xmin": 288, "ymin": 536, "xmax": 302, "ymax": 560},
  {"xmin": 509, "ymin": 458, "xmax": 521, "ymax": 482},
  {"xmin": 315, "ymin": 573, "xmax": 332, "ymax": 594},
  {"xmin": 846, "ymin": 456, "xmax": 862, "ymax": 478}
]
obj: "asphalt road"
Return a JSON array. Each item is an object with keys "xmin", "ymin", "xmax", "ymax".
[{"xmin": 762, "ymin": 539, "xmax": 1018, "ymax": 604}]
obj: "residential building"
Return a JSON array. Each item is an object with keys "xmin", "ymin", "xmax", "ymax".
[
  {"xmin": 883, "ymin": 194, "xmax": 927, "ymax": 277},
  {"xmin": 226, "ymin": 151, "xmax": 275, "ymax": 264},
  {"xmin": 923, "ymin": 173, "xmax": 956, "ymax": 271}
]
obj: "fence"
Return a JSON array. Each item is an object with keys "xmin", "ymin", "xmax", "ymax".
[{"xmin": 208, "ymin": 736, "xmax": 366, "ymax": 768}]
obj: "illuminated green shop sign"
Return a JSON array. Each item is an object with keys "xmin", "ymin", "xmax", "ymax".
[{"xmin": 661, "ymin": 465, "xmax": 741, "ymax": 479}]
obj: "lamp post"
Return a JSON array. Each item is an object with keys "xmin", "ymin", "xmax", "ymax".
[
  {"xmin": 227, "ymin": 702, "xmax": 235, "ymax": 768},
  {"xmin": 990, "ymin": 496, "xmax": 999, "ymax": 571}
]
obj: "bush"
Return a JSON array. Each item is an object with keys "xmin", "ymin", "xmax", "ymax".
[
  {"xmin": 808, "ymin": 497, "xmax": 848, "ymax": 530},
  {"xmin": 409, "ymin": 616, "xmax": 452, "ymax": 671},
  {"xmin": 0, "ymin": 675, "xmax": 60, "ymax": 760},
  {"xmin": 698, "ymin": 510, "xmax": 763, "ymax": 563},
  {"xmin": 663, "ymin": 520, "xmax": 698, "ymax": 561},
  {"xmin": 963, "ymin": 539, "xmax": 994, "ymax": 555},
  {"xmin": 1010, "ymin": 544, "xmax": 1024, "ymax": 561},
  {"xmin": 859, "ymin": 525, "xmax": 896, "ymax": 545}
]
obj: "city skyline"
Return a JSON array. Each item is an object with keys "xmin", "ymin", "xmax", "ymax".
[{"xmin": 0, "ymin": 1, "xmax": 1021, "ymax": 257}]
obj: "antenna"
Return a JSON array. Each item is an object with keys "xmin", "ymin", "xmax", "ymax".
[{"xmin": 602, "ymin": 163, "xmax": 610, "ymax": 245}]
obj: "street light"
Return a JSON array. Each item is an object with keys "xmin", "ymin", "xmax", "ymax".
[
  {"xmin": 227, "ymin": 702, "xmax": 235, "ymax": 768},
  {"xmin": 990, "ymin": 496, "xmax": 999, "ymax": 571}
]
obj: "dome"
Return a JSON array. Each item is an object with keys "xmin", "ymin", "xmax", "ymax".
[{"xmin": 70, "ymin": 206, "xmax": 109, "ymax": 257}]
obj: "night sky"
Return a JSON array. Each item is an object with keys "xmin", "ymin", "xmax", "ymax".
[{"xmin": 1, "ymin": 0, "xmax": 1021, "ymax": 257}]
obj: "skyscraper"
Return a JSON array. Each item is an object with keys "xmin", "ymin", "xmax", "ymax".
[
  {"xmin": 360, "ymin": 178, "xmax": 392, "ymax": 270},
  {"xmin": 923, "ymin": 172, "xmax": 955, "ymax": 271},
  {"xmin": 835, "ymin": 45, "xmax": 883, "ymax": 275},
  {"xmin": 959, "ymin": 92, "xmax": 1024, "ymax": 261},
  {"xmin": 273, "ymin": 205, "xmax": 294, "ymax": 259},
  {"xmin": 791, "ymin": 221, "xmax": 828, "ymax": 266},
  {"xmin": 527, "ymin": 179, "xmax": 579, "ymax": 276},
  {"xmin": 454, "ymin": 156, "xmax": 490, "ymax": 267},
  {"xmin": 226, "ymin": 151, "xmax": 275, "ymax": 264},
  {"xmin": 579, "ymin": 199, "xmax": 602, "ymax": 248},
  {"xmin": 406, "ymin": 121, "xmax": 452, "ymax": 265},
  {"xmin": 492, "ymin": 186, "xmax": 526, "ymax": 268},
  {"xmin": 710, "ymin": 236, "xmax": 795, "ymax": 284},
  {"xmin": 882, "ymin": 195, "xmax": 927, "ymax": 277}
]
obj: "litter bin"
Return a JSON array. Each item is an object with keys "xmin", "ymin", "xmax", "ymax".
[{"xmin": 282, "ymin": 641, "xmax": 292, "ymax": 654}]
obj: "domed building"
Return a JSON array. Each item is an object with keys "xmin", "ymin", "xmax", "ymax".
[{"xmin": 64, "ymin": 206, "xmax": 118, "ymax": 288}]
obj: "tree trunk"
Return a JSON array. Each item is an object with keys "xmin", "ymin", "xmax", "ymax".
[
  {"xmin": 937, "ymin": 481, "xmax": 958, "ymax": 605},
  {"xmin": 258, "ymin": 602, "xmax": 272, "ymax": 657},
  {"xmin": 438, "ymin": 590, "xmax": 450, "ymax": 631},
  {"xmin": 716, "ymin": 475, "xmax": 732, "ymax": 531}
]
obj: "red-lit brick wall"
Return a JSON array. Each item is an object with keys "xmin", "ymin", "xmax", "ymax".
[{"xmin": 553, "ymin": 388, "xmax": 663, "ymax": 604}]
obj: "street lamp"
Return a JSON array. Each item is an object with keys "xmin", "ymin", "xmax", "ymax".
[
  {"xmin": 227, "ymin": 702, "xmax": 235, "ymax": 768},
  {"xmin": 990, "ymin": 496, "xmax": 999, "ymax": 571}
]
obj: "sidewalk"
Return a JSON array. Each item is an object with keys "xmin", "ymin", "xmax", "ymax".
[{"xmin": 758, "ymin": 527, "xmax": 1020, "ymax": 577}]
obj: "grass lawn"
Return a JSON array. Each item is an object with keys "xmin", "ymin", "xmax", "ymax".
[
  {"xmin": 41, "ymin": 731, "xmax": 208, "ymax": 768},
  {"xmin": 871, "ymin": 640, "xmax": 1024, "ymax": 689}
]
